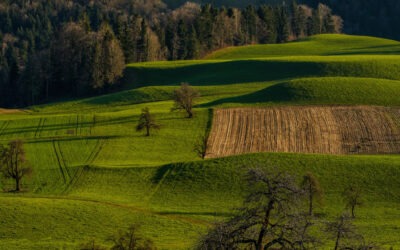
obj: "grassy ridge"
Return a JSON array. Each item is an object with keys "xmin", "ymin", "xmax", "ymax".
[
  {"xmin": 126, "ymin": 56, "xmax": 400, "ymax": 89},
  {"xmin": 202, "ymin": 77, "xmax": 400, "ymax": 107},
  {"xmin": 205, "ymin": 34, "xmax": 400, "ymax": 59}
]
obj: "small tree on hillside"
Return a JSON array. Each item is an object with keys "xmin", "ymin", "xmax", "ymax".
[
  {"xmin": 301, "ymin": 172, "xmax": 323, "ymax": 216},
  {"xmin": 326, "ymin": 214, "xmax": 378, "ymax": 250},
  {"xmin": 136, "ymin": 107, "xmax": 160, "ymax": 136},
  {"xmin": 172, "ymin": 82, "xmax": 200, "ymax": 118},
  {"xmin": 342, "ymin": 185, "xmax": 363, "ymax": 218},
  {"xmin": 79, "ymin": 239, "xmax": 107, "ymax": 250},
  {"xmin": 109, "ymin": 224, "xmax": 156, "ymax": 250},
  {"xmin": 0, "ymin": 140, "xmax": 32, "ymax": 192},
  {"xmin": 194, "ymin": 134, "xmax": 208, "ymax": 159}
]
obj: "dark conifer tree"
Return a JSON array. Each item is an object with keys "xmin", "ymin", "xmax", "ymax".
[
  {"xmin": 276, "ymin": 6, "xmax": 290, "ymax": 43},
  {"xmin": 186, "ymin": 25, "xmax": 200, "ymax": 59},
  {"xmin": 138, "ymin": 19, "xmax": 149, "ymax": 62},
  {"xmin": 177, "ymin": 19, "xmax": 188, "ymax": 59}
]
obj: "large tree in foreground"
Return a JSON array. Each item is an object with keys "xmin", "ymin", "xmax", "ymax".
[
  {"xmin": 0, "ymin": 140, "xmax": 32, "ymax": 191},
  {"xmin": 172, "ymin": 83, "xmax": 200, "ymax": 118},
  {"xmin": 136, "ymin": 107, "xmax": 161, "ymax": 136},
  {"xmin": 198, "ymin": 169, "xmax": 318, "ymax": 250}
]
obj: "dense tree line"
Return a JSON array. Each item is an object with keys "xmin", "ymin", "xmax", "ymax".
[
  {"xmin": 0, "ymin": 0, "xmax": 341, "ymax": 107},
  {"xmin": 165, "ymin": 0, "xmax": 400, "ymax": 40},
  {"xmin": 305, "ymin": 0, "xmax": 400, "ymax": 41}
]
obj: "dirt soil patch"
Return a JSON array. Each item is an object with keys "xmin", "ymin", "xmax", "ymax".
[{"xmin": 206, "ymin": 106, "xmax": 400, "ymax": 158}]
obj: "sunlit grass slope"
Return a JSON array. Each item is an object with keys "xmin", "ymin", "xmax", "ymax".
[
  {"xmin": 1, "ymin": 34, "xmax": 400, "ymax": 249},
  {"xmin": 205, "ymin": 34, "xmax": 400, "ymax": 59},
  {"xmin": 0, "ymin": 108, "xmax": 210, "ymax": 168},
  {"xmin": 202, "ymin": 77, "xmax": 400, "ymax": 107}
]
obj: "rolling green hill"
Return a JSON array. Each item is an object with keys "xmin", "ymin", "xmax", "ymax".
[
  {"xmin": 1, "ymin": 34, "xmax": 400, "ymax": 249},
  {"xmin": 205, "ymin": 34, "xmax": 400, "ymax": 59},
  {"xmin": 201, "ymin": 77, "xmax": 400, "ymax": 107},
  {"xmin": 127, "ymin": 56, "xmax": 400, "ymax": 87}
]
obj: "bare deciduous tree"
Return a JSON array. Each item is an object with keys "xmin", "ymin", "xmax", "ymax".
[
  {"xmin": 136, "ymin": 107, "xmax": 161, "ymax": 136},
  {"xmin": 79, "ymin": 239, "xmax": 107, "ymax": 250},
  {"xmin": 198, "ymin": 169, "xmax": 318, "ymax": 250},
  {"xmin": 343, "ymin": 185, "xmax": 363, "ymax": 218},
  {"xmin": 109, "ymin": 224, "xmax": 156, "ymax": 250},
  {"xmin": 326, "ymin": 214, "xmax": 357, "ymax": 250},
  {"xmin": 172, "ymin": 83, "xmax": 200, "ymax": 118},
  {"xmin": 0, "ymin": 140, "xmax": 32, "ymax": 192},
  {"xmin": 301, "ymin": 172, "xmax": 323, "ymax": 216},
  {"xmin": 326, "ymin": 214, "xmax": 378, "ymax": 250}
]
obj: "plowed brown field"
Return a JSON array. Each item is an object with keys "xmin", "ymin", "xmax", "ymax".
[{"xmin": 206, "ymin": 106, "xmax": 400, "ymax": 158}]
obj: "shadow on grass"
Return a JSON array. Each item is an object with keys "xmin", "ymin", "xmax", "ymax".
[
  {"xmin": 152, "ymin": 164, "xmax": 174, "ymax": 184},
  {"xmin": 328, "ymin": 44, "xmax": 400, "ymax": 56},
  {"xmin": 81, "ymin": 88, "xmax": 172, "ymax": 106},
  {"xmin": 0, "ymin": 115, "xmax": 134, "ymax": 138},
  {"xmin": 26, "ymin": 135, "xmax": 120, "ymax": 144},
  {"xmin": 198, "ymin": 82, "xmax": 297, "ymax": 107},
  {"xmin": 125, "ymin": 60, "xmax": 322, "ymax": 87},
  {"xmin": 156, "ymin": 211, "xmax": 234, "ymax": 217}
]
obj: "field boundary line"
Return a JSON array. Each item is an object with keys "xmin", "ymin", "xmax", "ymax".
[
  {"xmin": 52, "ymin": 140, "xmax": 71, "ymax": 183},
  {"xmin": 146, "ymin": 166, "xmax": 174, "ymax": 203},
  {"xmin": 57, "ymin": 140, "xmax": 72, "ymax": 179},
  {"xmin": 62, "ymin": 166, "xmax": 86, "ymax": 195},
  {"xmin": 34, "ymin": 118, "xmax": 46, "ymax": 138},
  {"xmin": 86, "ymin": 139, "xmax": 105, "ymax": 165},
  {"xmin": 75, "ymin": 115, "xmax": 79, "ymax": 136}
]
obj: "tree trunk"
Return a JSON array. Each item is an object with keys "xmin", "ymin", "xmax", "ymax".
[
  {"xmin": 351, "ymin": 205, "xmax": 355, "ymax": 218},
  {"xmin": 15, "ymin": 177, "xmax": 20, "ymax": 192},
  {"xmin": 256, "ymin": 200, "xmax": 274, "ymax": 250},
  {"xmin": 45, "ymin": 79, "xmax": 49, "ymax": 100},
  {"xmin": 146, "ymin": 126, "xmax": 150, "ymax": 136},
  {"xmin": 309, "ymin": 183, "xmax": 313, "ymax": 215},
  {"xmin": 334, "ymin": 230, "xmax": 341, "ymax": 250}
]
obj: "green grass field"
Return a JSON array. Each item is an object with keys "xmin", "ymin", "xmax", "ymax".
[
  {"xmin": 205, "ymin": 34, "xmax": 400, "ymax": 59},
  {"xmin": 1, "ymin": 34, "xmax": 400, "ymax": 249}
]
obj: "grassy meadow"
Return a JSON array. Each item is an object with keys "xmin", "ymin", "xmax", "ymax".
[{"xmin": 1, "ymin": 34, "xmax": 400, "ymax": 249}]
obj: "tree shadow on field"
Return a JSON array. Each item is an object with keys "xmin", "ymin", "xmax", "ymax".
[
  {"xmin": 199, "ymin": 82, "xmax": 299, "ymax": 107},
  {"xmin": 0, "ymin": 116, "xmax": 134, "ymax": 138},
  {"xmin": 125, "ymin": 60, "xmax": 322, "ymax": 87},
  {"xmin": 330, "ymin": 44, "xmax": 400, "ymax": 56},
  {"xmin": 26, "ymin": 135, "xmax": 119, "ymax": 144},
  {"xmin": 156, "ymin": 211, "xmax": 234, "ymax": 217},
  {"xmin": 152, "ymin": 164, "xmax": 174, "ymax": 184}
]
